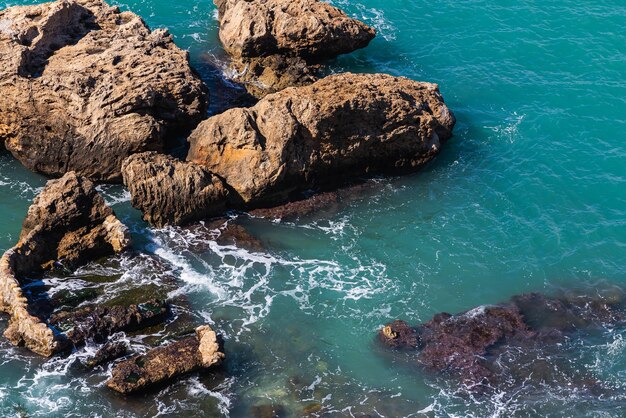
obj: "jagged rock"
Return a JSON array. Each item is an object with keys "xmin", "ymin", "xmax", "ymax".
[
  {"xmin": 0, "ymin": 172, "xmax": 130, "ymax": 356},
  {"xmin": 123, "ymin": 73, "xmax": 455, "ymax": 226},
  {"xmin": 106, "ymin": 325, "xmax": 224, "ymax": 394},
  {"xmin": 228, "ymin": 54, "xmax": 318, "ymax": 99},
  {"xmin": 122, "ymin": 152, "xmax": 229, "ymax": 228},
  {"xmin": 49, "ymin": 299, "xmax": 168, "ymax": 346},
  {"xmin": 188, "ymin": 73, "xmax": 456, "ymax": 206},
  {"xmin": 0, "ymin": 0, "xmax": 208, "ymax": 181},
  {"xmin": 83, "ymin": 337, "xmax": 128, "ymax": 368},
  {"xmin": 379, "ymin": 289, "xmax": 626, "ymax": 387},
  {"xmin": 214, "ymin": 0, "xmax": 375, "ymax": 98}
]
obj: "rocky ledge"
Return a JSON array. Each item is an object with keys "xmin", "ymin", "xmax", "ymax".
[
  {"xmin": 379, "ymin": 289, "xmax": 626, "ymax": 388},
  {"xmin": 0, "ymin": 172, "xmax": 131, "ymax": 356},
  {"xmin": 0, "ymin": 0, "xmax": 208, "ymax": 181},
  {"xmin": 107, "ymin": 325, "xmax": 224, "ymax": 394},
  {"xmin": 214, "ymin": 0, "xmax": 375, "ymax": 97},
  {"xmin": 123, "ymin": 72, "xmax": 455, "ymax": 226}
]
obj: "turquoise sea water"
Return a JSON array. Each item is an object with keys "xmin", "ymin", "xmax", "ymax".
[{"xmin": 1, "ymin": 0, "xmax": 626, "ymax": 416}]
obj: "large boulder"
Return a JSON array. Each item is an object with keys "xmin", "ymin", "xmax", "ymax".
[
  {"xmin": 215, "ymin": 0, "xmax": 375, "ymax": 60},
  {"xmin": 122, "ymin": 152, "xmax": 229, "ymax": 228},
  {"xmin": 187, "ymin": 73, "xmax": 455, "ymax": 206},
  {"xmin": 214, "ymin": 0, "xmax": 375, "ymax": 98},
  {"xmin": 0, "ymin": 172, "xmax": 131, "ymax": 356},
  {"xmin": 0, "ymin": 0, "xmax": 208, "ymax": 181},
  {"xmin": 106, "ymin": 325, "xmax": 224, "ymax": 394}
]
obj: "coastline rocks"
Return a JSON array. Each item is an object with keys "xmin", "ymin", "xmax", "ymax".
[
  {"xmin": 188, "ymin": 73, "xmax": 455, "ymax": 206},
  {"xmin": 122, "ymin": 152, "xmax": 229, "ymax": 228},
  {"xmin": 106, "ymin": 325, "xmax": 224, "ymax": 394},
  {"xmin": 0, "ymin": 172, "xmax": 130, "ymax": 356},
  {"xmin": 214, "ymin": 0, "xmax": 375, "ymax": 97},
  {"xmin": 123, "ymin": 73, "xmax": 455, "ymax": 226},
  {"xmin": 0, "ymin": 0, "xmax": 208, "ymax": 181},
  {"xmin": 49, "ymin": 299, "xmax": 169, "ymax": 346},
  {"xmin": 379, "ymin": 290, "xmax": 626, "ymax": 386}
]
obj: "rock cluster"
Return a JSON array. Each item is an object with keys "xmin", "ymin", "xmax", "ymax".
[
  {"xmin": 379, "ymin": 290, "xmax": 626, "ymax": 387},
  {"xmin": 0, "ymin": 172, "xmax": 130, "ymax": 356},
  {"xmin": 106, "ymin": 325, "xmax": 224, "ymax": 394},
  {"xmin": 124, "ymin": 73, "xmax": 455, "ymax": 226},
  {"xmin": 0, "ymin": 0, "xmax": 208, "ymax": 181},
  {"xmin": 214, "ymin": 0, "xmax": 375, "ymax": 97}
]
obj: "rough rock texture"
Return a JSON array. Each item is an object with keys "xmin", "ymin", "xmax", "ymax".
[
  {"xmin": 188, "ymin": 73, "xmax": 456, "ymax": 206},
  {"xmin": 379, "ymin": 290, "xmax": 626, "ymax": 386},
  {"xmin": 84, "ymin": 338, "xmax": 128, "ymax": 368},
  {"xmin": 0, "ymin": 172, "xmax": 130, "ymax": 356},
  {"xmin": 122, "ymin": 152, "xmax": 229, "ymax": 227},
  {"xmin": 106, "ymin": 325, "xmax": 224, "ymax": 394},
  {"xmin": 214, "ymin": 0, "xmax": 375, "ymax": 98},
  {"xmin": 215, "ymin": 0, "xmax": 375, "ymax": 60},
  {"xmin": 228, "ymin": 54, "xmax": 318, "ymax": 99},
  {"xmin": 0, "ymin": 0, "xmax": 208, "ymax": 181},
  {"xmin": 49, "ymin": 299, "xmax": 168, "ymax": 346}
]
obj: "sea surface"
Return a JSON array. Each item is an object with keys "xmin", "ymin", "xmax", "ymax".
[{"xmin": 1, "ymin": 0, "xmax": 626, "ymax": 417}]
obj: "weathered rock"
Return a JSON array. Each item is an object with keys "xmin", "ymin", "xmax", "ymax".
[
  {"xmin": 379, "ymin": 289, "xmax": 626, "ymax": 387},
  {"xmin": 122, "ymin": 152, "xmax": 229, "ymax": 228},
  {"xmin": 228, "ymin": 54, "xmax": 318, "ymax": 99},
  {"xmin": 215, "ymin": 0, "xmax": 375, "ymax": 60},
  {"xmin": 106, "ymin": 325, "xmax": 224, "ymax": 394},
  {"xmin": 49, "ymin": 299, "xmax": 168, "ymax": 346},
  {"xmin": 0, "ymin": 172, "xmax": 130, "ymax": 356},
  {"xmin": 83, "ymin": 338, "xmax": 128, "ymax": 368},
  {"xmin": 214, "ymin": 0, "xmax": 375, "ymax": 97},
  {"xmin": 0, "ymin": 0, "xmax": 208, "ymax": 181},
  {"xmin": 188, "ymin": 73, "xmax": 456, "ymax": 206}
]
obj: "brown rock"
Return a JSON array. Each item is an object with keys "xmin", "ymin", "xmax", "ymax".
[
  {"xmin": 214, "ymin": 0, "xmax": 375, "ymax": 98},
  {"xmin": 188, "ymin": 73, "xmax": 455, "ymax": 206},
  {"xmin": 0, "ymin": 0, "xmax": 208, "ymax": 181},
  {"xmin": 106, "ymin": 325, "xmax": 224, "ymax": 394},
  {"xmin": 215, "ymin": 0, "xmax": 375, "ymax": 60},
  {"xmin": 0, "ymin": 172, "xmax": 130, "ymax": 356},
  {"xmin": 121, "ymin": 152, "xmax": 229, "ymax": 228}
]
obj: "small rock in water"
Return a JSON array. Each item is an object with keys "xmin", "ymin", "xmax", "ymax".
[
  {"xmin": 106, "ymin": 325, "xmax": 224, "ymax": 394},
  {"xmin": 83, "ymin": 337, "xmax": 128, "ymax": 369}
]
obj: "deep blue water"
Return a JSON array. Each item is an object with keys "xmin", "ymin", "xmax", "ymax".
[{"xmin": 1, "ymin": 0, "xmax": 626, "ymax": 416}]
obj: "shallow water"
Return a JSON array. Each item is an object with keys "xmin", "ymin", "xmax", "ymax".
[{"xmin": 1, "ymin": 0, "xmax": 626, "ymax": 416}]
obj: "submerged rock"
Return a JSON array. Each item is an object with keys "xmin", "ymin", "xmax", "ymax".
[
  {"xmin": 0, "ymin": 0, "xmax": 208, "ymax": 181},
  {"xmin": 49, "ymin": 299, "xmax": 168, "ymax": 346},
  {"xmin": 122, "ymin": 152, "xmax": 229, "ymax": 227},
  {"xmin": 106, "ymin": 325, "xmax": 224, "ymax": 394},
  {"xmin": 83, "ymin": 337, "xmax": 128, "ymax": 369},
  {"xmin": 0, "ymin": 172, "xmax": 130, "ymax": 356},
  {"xmin": 214, "ymin": 0, "xmax": 375, "ymax": 97},
  {"xmin": 379, "ymin": 289, "xmax": 626, "ymax": 388}
]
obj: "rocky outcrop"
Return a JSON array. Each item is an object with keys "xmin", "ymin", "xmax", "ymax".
[
  {"xmin": 214, "ymin": 0, "xmax": 375, "ymax": 97},
  {"xmin": 0, "ymin": 172, "xmax": 130, "ymax": 356},
  {"xmin": 122, "ymin": 152, "xmax": 229, "ymax": 228},
  {"xmin": 0, "ymin": 0, "xmax": 208, "ymax": 181},
  {"xmin": 49, "ymin": 299, "xmax": 168, "ymax": 346},
  {"xmin": 188, "ymin": 73, "xmax": 455, "ymax": 206},
  {"xmin": 106, "ymin": 325, "xmax": 224, "ymax": 394},
  {"xmin": 379, "ymin": 289, "xmax": 626, "ymax": 387},
  {"xmin": 122, "ymin": 73, "xmax": 455, "ymax": 226}
]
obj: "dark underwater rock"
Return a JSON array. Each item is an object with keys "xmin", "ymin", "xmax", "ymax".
[
  {"xmin": 379, "ymin": 289, "xmax": 626, "ymax": 387},
  {"xmin": 49, "ymin": 299, "xmax": 168, "ymax": 346},
  {"xmin": 84, "ymin": 338, "xmax": 128, "ymax": 368}
]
